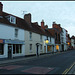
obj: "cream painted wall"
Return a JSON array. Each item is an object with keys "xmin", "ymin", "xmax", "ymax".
[{"xmin": 24, "ymin": 30, "xmax": 43, "ymax": 56}]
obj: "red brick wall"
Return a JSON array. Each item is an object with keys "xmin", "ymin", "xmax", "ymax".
[
  {"xmin": 52, "ymin": 23, "xmax": 62, "ymax": 32},
  {"xmin": 24, "ymin": 13, "xmax": 31, "ymax": 25}
]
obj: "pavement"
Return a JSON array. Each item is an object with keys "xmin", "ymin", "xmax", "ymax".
[{"xmin": 0, "ymin": 50, "xmax": 75, "ymax": 74}]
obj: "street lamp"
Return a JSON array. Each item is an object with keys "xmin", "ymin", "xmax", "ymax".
[{"xmin": 45, "ymin": 40, "xmax": 49, "ymax": 44}]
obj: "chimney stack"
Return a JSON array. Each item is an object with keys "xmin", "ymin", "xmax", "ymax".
[
  {"xmin": 41, "ymin": 19, "xmax": 45, "ymax": 29},
  {"xmin": 24, "ymin": 13, "xmax": 31, "ymax": 25},
  {"xmin": 0, "ymin": 2, "xmax": 3, "ymax": 16},
  {"xmin": 45, "ymin": 25, "xmax": 48, "ymax": 29}
]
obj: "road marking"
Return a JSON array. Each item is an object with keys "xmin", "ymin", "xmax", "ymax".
[
  {"xmin": 0, "ymin": 65, "xmax": 23, "ymax": 70},
  {"xmin": 62, "ymin": 68, "xmax": 68, "ymax": 74},
  {"xmin": 62, "ymin": 62, "xmax": 75, "ymax": 74},
  {"xmin": 22, "ymin": 67, "xmax": 54, "ymax": 74}
]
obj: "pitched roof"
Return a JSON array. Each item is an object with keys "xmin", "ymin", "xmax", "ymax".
[{"xmin": 0, "ymin": 11, "xmax": 54, "ymax": 38}]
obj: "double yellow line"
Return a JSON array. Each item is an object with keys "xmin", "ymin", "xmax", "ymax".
[{"xmin": 62, "ymin": 62, "xmax": 75, "ymax": 74}]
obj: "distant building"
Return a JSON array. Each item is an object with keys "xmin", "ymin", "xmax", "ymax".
[
  {"xmin": 71, "ymin": 36, "xmax": 75, "ymax": 49},
  {"xmin": 60, "ymin": 28, "xmax": 68, "ymax": 51},
  {"xmin": 40, "ymin": 20, "xmax": 55, "ymax": 53}
]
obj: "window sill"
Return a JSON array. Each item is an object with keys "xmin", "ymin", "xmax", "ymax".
[
  {"xmin": 30, "ymin": 50, "xmax": 33, "ymax": 53},
  {"xmin": 29, "ymin": 39, "xmax": 32, "ymax": 41}
]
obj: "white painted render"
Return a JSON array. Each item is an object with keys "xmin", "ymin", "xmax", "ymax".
[
  {"xmin": 0, "ymin": 23, "xmax": 25, "ymax": 58},
  {"xmin": 0, "ymin": 23, "xmax": 24, "ymax": 40}
]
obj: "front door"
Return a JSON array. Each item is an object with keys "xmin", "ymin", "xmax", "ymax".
[
  {"xmin": 62, "ymin": 44, "xmax": 64, "ymax": 51},
  {"xmin": 8, "ymin": 45, "xmax": 12, "ymax": 59},
  {"xmin": 36, "ymin": 45, "xmax": 39, "ymax": 56}
]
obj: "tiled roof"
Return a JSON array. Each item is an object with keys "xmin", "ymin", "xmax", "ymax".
[
  {"xmin": 0, "ymin": 11, "xmax": 55, "ymax": 37},
  {"xmin": 31, "ymin": 23, "xmax": 47, "ymax": 36}
]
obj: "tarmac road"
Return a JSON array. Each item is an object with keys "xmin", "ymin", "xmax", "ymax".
[{"xmin": 0, "ymin": 50, "xmax": 75, "ymax": 74}]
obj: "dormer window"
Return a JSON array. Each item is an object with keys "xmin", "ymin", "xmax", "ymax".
[{"xmin": 5, "ymin": 15, "xmax": 16, "ymax": 24}]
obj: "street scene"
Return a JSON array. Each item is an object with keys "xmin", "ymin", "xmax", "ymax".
[
  {"xmin": 0, "ymin": 1, "xmax": 75, "ymax": 74},
  {"xmin": 0, "ymin": 50, "xmax": 75, "ymax": 74}
]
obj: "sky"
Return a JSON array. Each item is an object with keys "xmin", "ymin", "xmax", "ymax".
[{"xmin": 1, "ymin": 1, "xmax": 75, "ymax": 37}]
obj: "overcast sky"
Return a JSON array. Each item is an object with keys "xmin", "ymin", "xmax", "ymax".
[{"xmin": 1, "ymin": 1, "xmax": 75, "ymax": 37}]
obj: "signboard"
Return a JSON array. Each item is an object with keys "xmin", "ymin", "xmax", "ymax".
[
  {"xmin": 4, "ymin": 40, "xmax": 25, "ymax": 44},
  {"xmin": 0, "ymin": 39, "xmax": 3, "ymax": 43}
]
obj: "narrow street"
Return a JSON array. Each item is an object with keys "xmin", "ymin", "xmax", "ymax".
[{"xmin": 0, "ymin": 50, "xmax": 75, "ymax": 74}]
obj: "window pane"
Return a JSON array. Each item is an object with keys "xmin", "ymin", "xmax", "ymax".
[
  {"xmin": 16, "ymin": 44, "xmax": 19, "ymax": 53},
  {"xmin": 20, "ymin": 44, "xmax": 22, "ymax": 53},
  {"xmin": 13, "ymin": 44, "xmax": 15, "ymax": 54},
  {"xmin": 30, "ymin": 44, "xmax": 32, "ymax": 50},
  {"xmin": 15, "ymin": 29, "xmax": 18, "ymax": 38},
  {"xmin": 30, "ymin": 32, "xmax": 32, "ymax": 40}
]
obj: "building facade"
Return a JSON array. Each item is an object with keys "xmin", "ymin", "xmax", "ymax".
[
  {"xmin": 60, "ymin": 28, "xmax": 67, "ymax": 51},
  {"xmin": 0, "ymin": 23, "xmax": 25, "ymax": 58},
  {"xmin": 71, "ymin": 36, "xmax": 75, "ymax": 49}
]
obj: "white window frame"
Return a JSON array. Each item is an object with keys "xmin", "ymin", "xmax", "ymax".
[
  {"xmin": 30, "ymin": 44, "xmax": 32, "ymax": 52},
  {"xmin": 29, "ymin": 32, "xmax": 32, "ymax": 40},
  {"xmin": 15, "ymin": 28, "xmax": 18, "ymax": 38},
  {"xmin": 5, "ymin": 15, "xmax": 16, "ymax": 24}
]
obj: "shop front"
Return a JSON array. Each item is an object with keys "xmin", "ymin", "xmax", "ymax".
[
  {"xmin": 0, "ymin": 39, "xmax": 4, "ymax": 57},
  {"xmin": 0, "ymin": 39, "xmax": 25, "ymax": 59},
  {"xmin": 46, "ymin": 43, "xmax": 54, "ymax": 53}
]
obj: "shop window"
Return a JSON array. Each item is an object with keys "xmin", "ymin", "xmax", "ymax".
[
  {"xmin": 0, "ymin": 44, "xmax": 4, "ymax": 55},
  {"xmin": 20, "ymin": 44, "xmax": 22, "ymax": 53},
  {"xmin": 13, "ymin": 44, "xmax": 22, "ymax": 54},
  {"xmin": 16, "ymin": 44, "xmax": 19, "ymax": 53},
  {"xmin": 13, "ymin": 44, "xmax": 15, "ymax": 54}
]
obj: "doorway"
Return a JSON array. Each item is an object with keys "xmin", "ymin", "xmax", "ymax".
[
  {"xmin": 62, "ymin": 44, "xmax": 64, "ymax": 51},
  {"xmin": 36, "ymin": 45, "xmax": 39, "ymax": 56},
  {"xmin": 8, "ymin": 44, "xmax": 12, "ymax": 59}
]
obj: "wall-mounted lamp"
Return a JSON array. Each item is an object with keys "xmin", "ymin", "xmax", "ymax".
[{"xmin": 45, "ymin": 40, "xmax": 49, "ymax": 44}]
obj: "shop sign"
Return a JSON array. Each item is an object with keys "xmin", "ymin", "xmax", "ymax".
[
  {"xmin": 4, "ymin": 40, "xmax": 25, "ymax": 44},
  {"xmin": 0, "ymin": 39, "xmax": 3, "ymax": 43}
]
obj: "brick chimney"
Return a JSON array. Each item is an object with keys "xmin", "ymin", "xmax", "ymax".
[
  {"xmin": 52, "ymin": 21, "xmax": 56, "ymax": 28},
  {"xmin": 24, "ymin": 13, "xmax": 31, "ymax": 25},
  {"xmin": 45, "ymin": 25, "xmax": 48, "ymax": 29},
  {"xmin": 41, "ymin": 19, "xmax": 45, "ymax": 29},
  {"xmin": 0, "ymin": 2, "xmax": 3, "ymax": 16}
]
